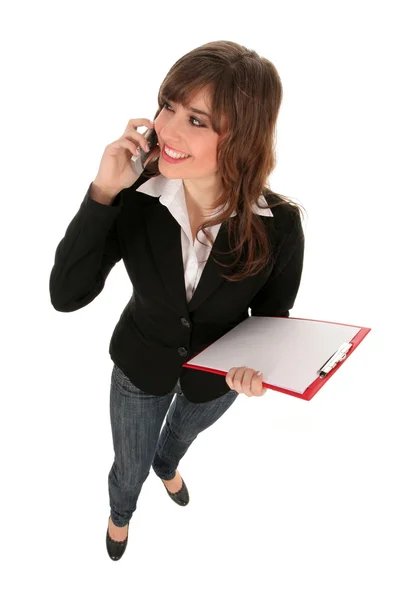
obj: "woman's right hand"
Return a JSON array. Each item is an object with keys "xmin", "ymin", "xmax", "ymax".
[{"xmin": 93, "ymin": 118, "xmax": 154, "ymax": 195}]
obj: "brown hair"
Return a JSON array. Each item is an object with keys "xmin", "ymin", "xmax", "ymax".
[{"xmin": 144, "ymin": 40, "xmax": 306, "ymax": 282}]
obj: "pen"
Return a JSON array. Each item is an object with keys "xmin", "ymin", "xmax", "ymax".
[{"xmin": 318, "ymin": 342, "xmax": 352, "ymax": 378}]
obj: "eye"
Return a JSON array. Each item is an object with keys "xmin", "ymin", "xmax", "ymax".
[{"xmin": 162, "ymin": 101, "xmax": 206, "ymax": 128}]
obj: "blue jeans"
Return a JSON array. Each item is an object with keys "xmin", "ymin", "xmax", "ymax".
[{"xmin": 108, "ymin": 363, "xmax": 239, "ymax": 526}]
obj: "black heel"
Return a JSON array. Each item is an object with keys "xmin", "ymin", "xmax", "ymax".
[
  {"xmin": 162, "ymin": 477, "xmax": 190, "ymax": 506},
  {"xmin": 106, "ymin": 517, "xmax": 129, "ymax": 561}
]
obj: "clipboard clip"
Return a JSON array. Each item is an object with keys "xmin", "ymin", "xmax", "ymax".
[{"xmin": 317, "ymin": 342, "xmax": 353, "ymax": 378}]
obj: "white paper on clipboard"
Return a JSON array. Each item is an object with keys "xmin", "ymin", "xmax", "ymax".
[{"xmin": 185, "ymin": 317, "xmax": 361, "ymax": 394}]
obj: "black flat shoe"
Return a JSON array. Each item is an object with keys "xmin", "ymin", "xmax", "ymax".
[
  {"xmin": 106, "ymin": 517, "xmax": 129, "ymax": 561},
  {"xmin": 162, "ymin": 476, "xmax": 190, "ymax": 506}
]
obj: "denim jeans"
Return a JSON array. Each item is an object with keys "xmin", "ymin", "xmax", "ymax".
[{"xmin": 108, "ymin": 363, "xmax": 239, "ymax": 526}]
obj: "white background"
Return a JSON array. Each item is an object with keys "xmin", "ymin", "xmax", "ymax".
[{"xmin": 1, "ymin": 0, "xmax": 399, "ymax": 598}]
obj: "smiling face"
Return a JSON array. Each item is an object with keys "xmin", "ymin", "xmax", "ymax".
[
  {"xmin": 155, "ymin": 87, "xmax": 219, "ymax": 171},
  {"xmin": 154, "ymin": 87, "xmax": 225, "ymax": 212}
]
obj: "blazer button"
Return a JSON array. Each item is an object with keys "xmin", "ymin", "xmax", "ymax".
[
  {"xmin": 180, "ymin": 317, "xmax": 190, "ymax": 327},
  {"xmin": 178, "ymin": 347, "xmax": 188, "ymax": 357}
]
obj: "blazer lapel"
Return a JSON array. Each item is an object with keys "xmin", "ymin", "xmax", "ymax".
[{"xmin": 145, "ymin": 203, "xmax": 235, "ymax": 316}]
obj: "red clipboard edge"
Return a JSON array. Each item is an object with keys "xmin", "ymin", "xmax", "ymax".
[{"xmin": 183, "ymin": 318, "xmax": 372, "ymax": 401}]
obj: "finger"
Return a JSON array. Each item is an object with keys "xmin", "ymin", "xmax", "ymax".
[
  {"xmin": 225, "ymin": 367, "xmax": 237, "ymax": 389},
  {"xmin": 232, "ymin": 366, "xmax": 250, "ymax": 395},
  {"xmin": 252, "ymin": 371, "xmax": 267, "ymax": 396},
  {"xmin": 226, "ymin": 366, "xmax": 246, "ymax": 391},
  {"xmin": 123, "ymin": 133, "xmax": 150, "ymax": 155},
  {"xmin": 242, "ymin": 368, "xmax": 258, "ymax": 397},
  {"xmin": 126, "ymin": 118, "xmax": 154, "ymax": 132},
  {"xmin": 124, "ymin": 119, "xmax": 154, "ymax": 151}
]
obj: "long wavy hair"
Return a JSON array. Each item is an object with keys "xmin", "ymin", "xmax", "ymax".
[{"xmin": 144, "ymin": 40, "xmax": 306, "ymax": 283}]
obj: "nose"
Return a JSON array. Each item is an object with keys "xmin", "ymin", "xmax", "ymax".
[
  {"xmin": 159, "ymin": 118, "xmax": 187, "ymax": 145},
  {"xmin": 156, "ymin": 112, "xmax": 192, "ymax": 154}
]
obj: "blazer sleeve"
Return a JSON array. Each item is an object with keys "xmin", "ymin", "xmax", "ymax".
[
  {"xmin": 49, "ymin": 182, "xmax": 124, "ymax": 312},
  {"xmin": 249, "ymin": 205, "xmax": 305, "ymax": 318}
]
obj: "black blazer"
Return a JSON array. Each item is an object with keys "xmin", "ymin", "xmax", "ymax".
[{"xmin": 49, "ymin": 172, "xmax": 305, "ymax": 403}]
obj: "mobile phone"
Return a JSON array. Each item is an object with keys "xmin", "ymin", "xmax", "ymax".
[{"xmin": 139, "ymin": 127, "xmax": 160, "ymax": 174}]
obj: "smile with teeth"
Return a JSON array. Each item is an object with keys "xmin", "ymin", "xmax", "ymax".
[{"xmin": 164, "ymin": 144, "xmax": 190, "ymax": 159}]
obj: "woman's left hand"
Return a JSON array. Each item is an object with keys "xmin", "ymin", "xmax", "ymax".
[{"xmin": 226, "ymin": 366, "xmax": 267, "ymax": 397}]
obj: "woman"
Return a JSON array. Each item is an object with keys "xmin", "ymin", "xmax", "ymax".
[{"xmin": 49, "ymin": 40, "xmax": 306, "ymax": 561}]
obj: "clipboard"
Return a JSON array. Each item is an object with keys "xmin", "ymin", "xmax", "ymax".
[{"xmin": 182, "ymin": 316, "xmax": 371, "ymax": 401}]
